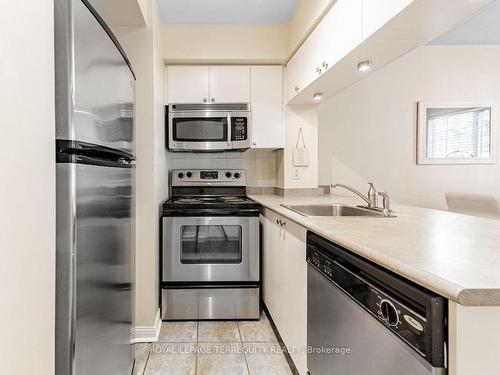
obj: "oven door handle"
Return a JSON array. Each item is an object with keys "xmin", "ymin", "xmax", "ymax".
[{"xmin": 164, "ymin": 209, "xmax": 260, "ymax": 217}]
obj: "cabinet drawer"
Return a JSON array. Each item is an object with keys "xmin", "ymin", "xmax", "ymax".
[
  {"xmin": 162, "ymin": 287, "xmax": 260, "ymax": 320},
  {"xmin": 262, "ymin": 207, "xmax": 307, "ymax": 241}
]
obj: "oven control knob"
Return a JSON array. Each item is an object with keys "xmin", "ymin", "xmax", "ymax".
[
  {"xmin": 186, "ymin": 172, "xmax": 192, "ymax": 178},
  {"xmin": 225, "ymin": 172, "xmax": 232, "ymax": 178},
  {"xmin": 234, "ymin": 172, "xmax": 241, "ymax": 179},
  {"xmin": 380, "ymin": 300, "xmax": 399, "ymax": 326},
  {"xmin": 177, "ymin": 172, "xmax": 184, "ymax": 179}
]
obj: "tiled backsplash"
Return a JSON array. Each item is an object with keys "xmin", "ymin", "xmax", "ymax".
[{"xmin": 167, "ymin": 149, "xmax": 277, "ymax": 187}]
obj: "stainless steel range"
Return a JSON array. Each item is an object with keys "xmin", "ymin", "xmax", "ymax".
[{"xmin": 161, "ymin": 169, "xmax": 261, "ymax": 320}]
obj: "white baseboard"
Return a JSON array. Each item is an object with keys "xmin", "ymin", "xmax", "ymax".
[{"xmin": 132, "ymin": 309, "xmax": 162, "ymax": 343}]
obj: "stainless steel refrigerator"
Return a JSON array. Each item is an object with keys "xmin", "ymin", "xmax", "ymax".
[{"xmin": 55, "ymin": 0, "xmax": 135, "ymax": 374}]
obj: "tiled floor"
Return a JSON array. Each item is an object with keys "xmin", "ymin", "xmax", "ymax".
[{"xmin": 133, "ymin": 312, "xmax": 293, "ymax": 375}]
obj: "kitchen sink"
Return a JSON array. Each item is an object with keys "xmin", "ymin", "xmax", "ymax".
[{"xmin": 281, "ymin": 204, "xmax": 394, "ymax": 217}]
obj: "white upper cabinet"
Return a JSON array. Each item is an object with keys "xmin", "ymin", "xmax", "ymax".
[
  {"xmin": 320, "ymin": 0, "xmax": 362, "ymax": 69},
  {"xmin": 286, "ymin": 0, "xmax": 363, "ymax": 102},
  {"xmin": 362, "ymin": 0, "xmax": 414, "ymax": 40},
  {"xmin": 167, "ymin": 65, "xmax": 250, "ymax": 104},
  {"xmin": 286, "ymin": 32, "xmax": 319, "ymax": 101},
  {"xmin": 166, "ymin": 64, "xmax": 284, "ymax": 149},
  {"xmin": 250, "ymin": 66, "xmax": 283, "ymax": 149},
  {"xmin": 209, "ymin": 66, "xmax": 250, "ymax": 103},
  {"xmin": 285, "ymin": 51, "xmax": 302, "ymax": 101},
  {"xmin": 286, "ymin": 0, "xmax": 490, "ymax": 104},
  {"xmin": 167, "ymin": 65, "xmax": 209, "ymax": 104}
]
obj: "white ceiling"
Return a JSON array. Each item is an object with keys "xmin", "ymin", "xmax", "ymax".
[
  {"xmin": 430, "ymin": 1, "xmax": 500, "ymax": 45},
  {"xmin": 158, "ymin": 0, "xmax": 299, "ymax": 24}
]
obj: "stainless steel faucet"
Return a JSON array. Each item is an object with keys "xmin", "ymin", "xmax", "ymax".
[
  {"xmin": 377, "ymin": 191, "xmax": 392, "ymax": 213},
  {"xmin": 331, "ymin": 182, "xmax": 393, "ymax": 215},
  {"xmin": 331, "ymin": 182, "xmax": 378, "ymax": 208},
  {"xmin": 367, "ymin": 182, "xmax": 377, "ymax": 208}
]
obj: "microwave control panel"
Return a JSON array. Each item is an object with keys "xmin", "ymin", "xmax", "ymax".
[{"xmin": 231, "ymin": 117, "xmax": 248, "ymax": 141}]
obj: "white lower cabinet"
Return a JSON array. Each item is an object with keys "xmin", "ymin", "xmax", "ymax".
[{"xmin": 261, "ymin": 208, "xmax": 307, "ymax": 375}]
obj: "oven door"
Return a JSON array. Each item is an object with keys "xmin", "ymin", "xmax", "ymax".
[
  {"xmin": 163, "ymin": 216, "xmax": 259, "ymax": 282},
  {"xmin": 168, "ymin": 111, "xmax": 231, "ymax": 151}
]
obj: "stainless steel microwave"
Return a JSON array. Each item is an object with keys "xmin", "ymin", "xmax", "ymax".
[{"xmin": 167, "ymin": 103, "xmax": 251, "ymax": 152}]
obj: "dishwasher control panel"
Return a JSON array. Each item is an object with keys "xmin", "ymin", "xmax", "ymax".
[{"xmin": 306, "ymin": 235, "xmax": 447, "ymax": 368}]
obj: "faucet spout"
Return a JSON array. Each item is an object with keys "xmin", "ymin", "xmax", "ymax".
[{"xmin": 331, "ymin": 183, "xmax": 374, "ymax": 207}]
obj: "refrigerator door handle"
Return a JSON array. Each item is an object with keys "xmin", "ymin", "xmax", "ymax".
[{"xmin": 56, "ymin": 140, "xmax": 135, "ymax": 162}]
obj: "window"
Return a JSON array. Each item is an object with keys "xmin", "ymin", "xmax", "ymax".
[{"xmin": 417, "ymin": 102, "xmax": 495, "ymax": 164}]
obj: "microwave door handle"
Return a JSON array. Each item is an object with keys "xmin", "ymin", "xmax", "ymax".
[{"xmin": 227, "ymin": 114, "xmax": 232, "ymax": 148}]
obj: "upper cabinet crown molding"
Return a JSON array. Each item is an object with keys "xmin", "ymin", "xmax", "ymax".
[{"xmin": 286, "ymin": 0, "xmax": 494, "ymax": 105}]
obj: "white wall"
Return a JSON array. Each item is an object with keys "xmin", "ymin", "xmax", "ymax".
[
  {"xmin": 154, "ymin": 2, "xmax": 168, "ymax": 205},
  {"xmin": 159, "ymin": 1, "xmax": 331, "ymax": 192},
  {"xmin": 89, "ymin": 0, "xmax": 147, "ymax": 26},
  {"xmin": 160, "ymin": 0, "xmax": 334, "ymax": 64},
  {"xmin": 0, "ymin": 1, "xmax": 55, "ymax": 374},
  {"xmin": 113, "ymin": 0, "xmax": 166, "ymax": 329},
  {"xmin": 167, "ymin": 150, "xmax": 277, "ymax": 187},
  {"xmin": 318, "ymin": 45, "xmax": 500, "ymax": 210},
  {"xmin": 115, "ymin": 23, "xmax": 158, "ymax": 328},
  {"xmin": 283, "ymin": 105, "xmax": 319, "ymax": 188},
  {"xmin": 162, "ymin": 23, "xmax": 289, "ymax": 63}
]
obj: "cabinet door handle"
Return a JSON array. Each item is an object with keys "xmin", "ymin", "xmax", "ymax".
[
  {"xmin": 203, "ymin": 98, "xmax": 208, "ymax": 103},
  {"xmin": 211, "ymin": 98, "xmax": 215, "ymax": 102},
  {"xmin": 294, "ymin": 86, "xmax": 299, "ymax": 93},
  {"xmin": 252, "ymin": 141, "xmax": 257, "ymax": 146},
  {"xmin": 322, "ymin": 61, "xmax": 329, "ymax": 70},
  {"xmin": 316, "ymin": 66, "xmax": 322, "ymax": 75},
  {"xmin": 276, "ymin": 218, "xmax": 282, "ymax": 225}
]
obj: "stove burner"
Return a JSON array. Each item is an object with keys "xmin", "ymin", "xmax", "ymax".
[{"xmin": 173, "ymin": 196, "xmax": 249, "ymax": 205}]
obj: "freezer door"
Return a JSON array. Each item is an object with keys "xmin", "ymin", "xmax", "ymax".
[
  {"xmin": 56, "ymin": 160, "xmax": 134, "ymax": 375},
  {"xmin": 55, "ymin": 0, "xmax": 135, "ymax": 155}
]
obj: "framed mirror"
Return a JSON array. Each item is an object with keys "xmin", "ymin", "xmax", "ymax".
[{"xmin": 417, "ymin": 102, "xmax": 496, "ymax": 165}]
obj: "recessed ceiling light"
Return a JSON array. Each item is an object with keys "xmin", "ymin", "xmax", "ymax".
[
  {"xmin": 357, "ymin": 60, "xmax": 372, "ymax": 72},
  {"xmin": 313, "ymin": 92, "xmax": 323, "ymax": 101}
]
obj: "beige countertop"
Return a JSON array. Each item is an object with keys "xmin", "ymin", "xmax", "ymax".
[{"xmin": 248, "ymin": 194, "xmax": 500, "ymax": 306}]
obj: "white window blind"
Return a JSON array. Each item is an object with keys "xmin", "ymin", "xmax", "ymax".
[{"xmin": 425, "ymin": 107, "xmax": 491, "ymax": 160}]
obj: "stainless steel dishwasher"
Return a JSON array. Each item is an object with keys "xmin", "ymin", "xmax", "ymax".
[{"xmin": 306, "ymin": 232, "xmax": 447, "ymax": 375}]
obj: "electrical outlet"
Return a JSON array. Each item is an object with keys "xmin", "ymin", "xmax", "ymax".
[{"xmin": 292, "ymin": 168, "xmax": 300, "ymax": 180}]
